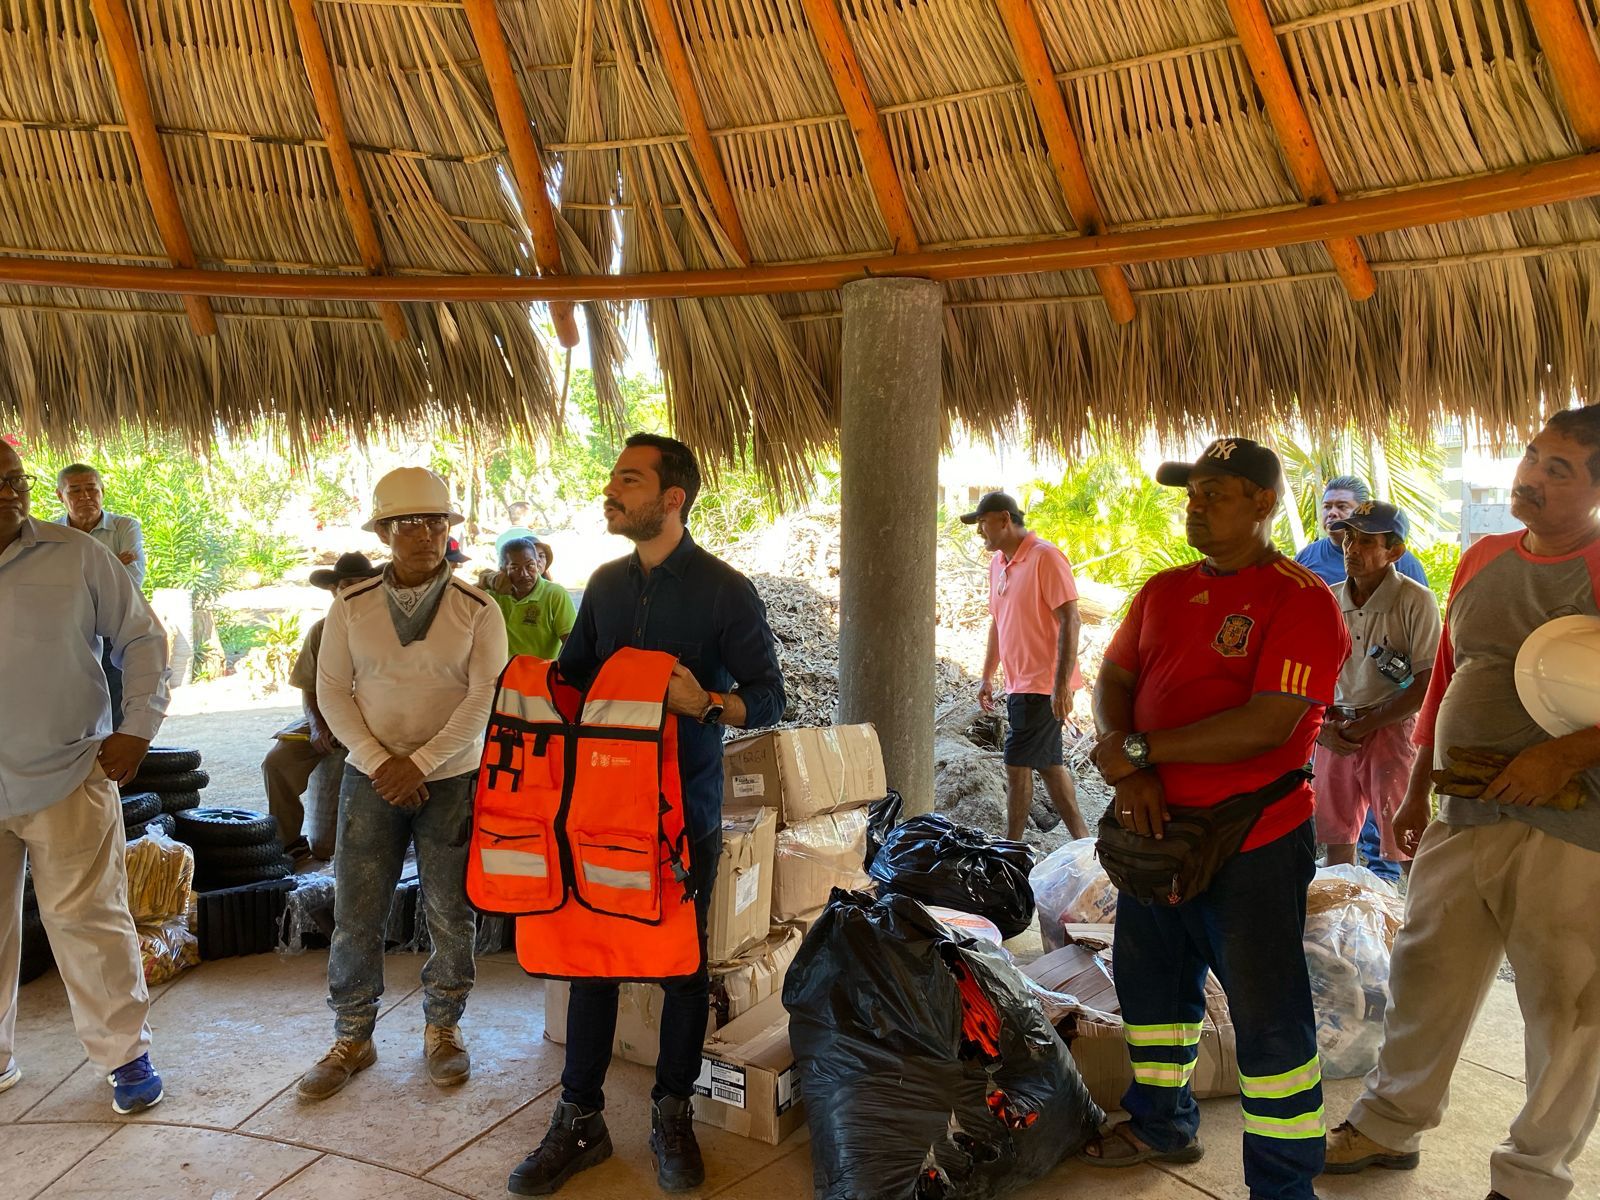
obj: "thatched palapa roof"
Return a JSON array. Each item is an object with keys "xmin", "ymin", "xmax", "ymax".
[{"xmin": 4, "ymin": 0, "xmax": 1600, "ymax": 482}]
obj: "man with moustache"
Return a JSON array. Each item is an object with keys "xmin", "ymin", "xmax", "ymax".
[
  {"xmin": 1294, "ymin": 474, "xmax": 1429, "ymax": 589},
  {"xmin": 508, "ymin": 433, "xmax": 784, "ymax": 1197},
  {"xmin": 0, "ymin": 442, "xmax": 172, "ymax": 1114},
  {"xmin": 1085, "ymin": 438, "xmax": 1348, "ymax": 1200},
  {"xmin": 299, "ymin": 468, "xmax": 507, "ymax": 1100},
  {"xmin": 55, "ymin": 463, "xmax": 146, "ymax": 724},
  {"xmin": 1325, "ymin": 405, "xmax": 1600, "ymax": 1200},
  {"xmin": 966, "ymin": 491, "xmax": 1089, "ymax": 840}
]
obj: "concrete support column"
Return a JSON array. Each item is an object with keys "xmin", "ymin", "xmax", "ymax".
[{"xmin": 837, "ymin": 276, "xmax": 943, "ymax": 814}]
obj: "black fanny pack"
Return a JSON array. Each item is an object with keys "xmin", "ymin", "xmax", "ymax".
[{"xmin": 1095, "ymin": 767, "xmax": 1312, "ymax": 907}]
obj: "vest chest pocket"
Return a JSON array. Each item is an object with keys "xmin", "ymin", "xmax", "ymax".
[{"xmin": 572, "ymin": 832, "xmax": 662, "ymax": 921}]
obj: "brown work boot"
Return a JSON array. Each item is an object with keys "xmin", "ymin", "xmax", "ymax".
[
  {"xmin": 424, "ymin": 1023, "xmax": 471, "ymax": 1087},
  {"xmin": 1321, "ymin": 1121, "xmax": 1420, "ymax": 1174},
  {"xmin": 297, "ymin": 1038, "xmax": 376, "ymax": 1101}
]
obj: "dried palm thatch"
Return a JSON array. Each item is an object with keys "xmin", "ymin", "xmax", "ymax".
[{"xmin": 2, "ymin": 0, "xmax": 1600, "ymax": 483}]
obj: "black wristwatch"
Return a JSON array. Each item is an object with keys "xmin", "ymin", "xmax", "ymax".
[
  {"xmin": 699, "ymin": 691, "xmax": 726, "ymax": 726},
  {"xmin": 1122, "ymin": 733, "xmax": 1153, "ymax": 770}
]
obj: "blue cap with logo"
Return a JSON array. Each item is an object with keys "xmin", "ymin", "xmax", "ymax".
[{"xmin": 1329, "ymin": 500, "xmax": 1410, "ymax": 542}]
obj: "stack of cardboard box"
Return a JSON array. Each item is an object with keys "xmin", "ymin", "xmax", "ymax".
[{"xmin": 544, "ymin": 723, "xmax": 888, "ymax": 1144}]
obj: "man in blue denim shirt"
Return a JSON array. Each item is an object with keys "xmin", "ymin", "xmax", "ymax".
[{"xmin": 509, "ymin": 434, "xmax": 784, "ymax": 1197}]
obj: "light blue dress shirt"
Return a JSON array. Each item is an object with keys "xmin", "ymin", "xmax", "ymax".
[
  {"xmin": 56, "ymin": 508, "xmax": 146, "ymax": 590},
  {"xmin": 0, "ymin": 520, "xmax": 171, "ymax": 817}
]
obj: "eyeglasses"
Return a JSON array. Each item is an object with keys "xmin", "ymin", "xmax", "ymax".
[
  {"xmin": 385, "ymin": 515, "xmax": 449, "ymax": 535},
  {"xmin": 0, "ymin": 473, "xmax": 36, "ymax": 494}
]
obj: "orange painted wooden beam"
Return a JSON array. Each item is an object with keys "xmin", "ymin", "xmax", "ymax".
[
  {"xmin": 636, "ymin": 0, "xmax": 753, "ymax": 264},
  {"xmin": 2, "ymin": 154, "xmax": 1597, "ymax": 302},
  {"xmin": 461, "ymin": 0, "xmax": 580, "ymax": 348},
  {"xmin": 288, "ymin": 0, "xmax": 409, "ymax": 341},
  {"xmin": 1225, "ymin": 0, "xmax": 1375, "ymax": 301},
  {"xmin": 88, "ymin": 0, "xmax": 216, "ymax": 336},
  {"xmin": 795, "ymin": 0, "xmax": 921, "ymax": 254},
  {"xmin": 994, "ymin": 0, "xmax": 1135, "ymax": 323},
  {"xmin": 1525, "ymin": 0, "xmax": 1600, "ymax": 149}
]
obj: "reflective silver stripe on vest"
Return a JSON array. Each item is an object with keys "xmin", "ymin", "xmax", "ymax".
[
  {"xmin": 584, "ymin": 862, "xmax": 652, "ymax": 891},
  {"xmin": 481, "ymin": 848, "xmax": 548, "ymax": 877},
  {"xmin": 581, "ymin": 698, "xmax": 664, "ymax": 729},
  {"xmin": 498, "ymin": 689, "xmax": 561, "ymax": 724}
]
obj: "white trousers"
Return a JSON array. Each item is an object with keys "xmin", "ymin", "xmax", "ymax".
[
  {"xmin": 1348, "ymin": 819, "xmax": 1600, "ymax": 1200},
  {"xmin": 1, "ymin": 765, "xmax": 152, "ymax": 1073}
]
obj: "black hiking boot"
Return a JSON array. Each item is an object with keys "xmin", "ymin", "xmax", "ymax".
[
  {"xmin": 507, "ymin": 1101, "xmax": 613, "ymax": 1196},
  {"xmin": 650, "ymin": 1095, "xmax": 705, "ymax": 1191}
]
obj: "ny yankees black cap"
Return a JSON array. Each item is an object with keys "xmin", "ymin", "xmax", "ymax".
[{"xmin": 1155, "ymin": 437, "xmax": 1283, "ymax": 492}]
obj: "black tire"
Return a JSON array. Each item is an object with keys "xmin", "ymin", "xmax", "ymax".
[
  {"xmin": 174, "ymin": 807, "xmax": 278, "ymax": 847},
  {"xmin": 196, "ymin": 859, "xmax": 293, "ymax": 890},
  {"xmin": 126, "ymin": 813, "xmax": 177, "ymax": 841},
  {"xmin": 198, "ymin": 841, "xmax": 288, "ymax": 870},
  {"xmin": 20, "ymin": 908, "xmax": 53, "ymax": 984},
  {"xmin": 129, "ymin": 768, "xmax": 209, "ymax": 794},
  {"xmin": 119, "ymin": 792, "xmax": 160, "ymax": 825},
  {"xmin": 138, "ymin": 747, "xmax": 203, "ymax": 774},
  {"xmin": 22, "ymin": 871, "xmax": 37, "ymax": 914},
  {"xmin": 159, "ymin": 790, "xmax": 203, "ymax": 814}
]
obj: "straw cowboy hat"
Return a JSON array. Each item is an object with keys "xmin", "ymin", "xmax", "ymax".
[
  {"xmin": 308, "ymin": 551, "xmax": 382, "ymax": 590},
  {"xmin": 362, "ymin": 467, "xmax": 463, "ymax": 532}
]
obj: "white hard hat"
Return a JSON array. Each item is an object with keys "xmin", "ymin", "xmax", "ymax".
[
  {"xmin": 362, "ymin": 467, "xmax": 464, "ymax": 532},
  {"xmin": 1514, "ymin": 614, "xmax": 1600, "ymax": 737}
]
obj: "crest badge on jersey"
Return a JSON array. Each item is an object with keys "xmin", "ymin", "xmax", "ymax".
[{"xmin": 1212, "ymin": 614, "xmax": 1255, "ymax": 657}]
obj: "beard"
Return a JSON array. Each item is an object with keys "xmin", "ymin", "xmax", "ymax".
[{"xmin": 610, "ymin": 495, "xmax": 668, "ymax": 542}]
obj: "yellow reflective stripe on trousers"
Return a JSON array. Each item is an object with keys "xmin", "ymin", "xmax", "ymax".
[
  {"xmin": 582, "ymin": 698, "xmax": 664, "ymax": 729},
  {"xmin": 1123, "ymin": 1022, "xmax": 1203, "ymax": 1048},
  {"xmin": 498, "ymin": 689, "xmax": 561, "ymax": 724},
  {"xmin": 1131, "ymin": 1059, "xmax": 1196, "ymax": 1087},
  {"xmin": 1242, "ymin": 1106, "xmax": 1326, "ymax": 1140},
  {"xmin": 1239, "ymin": 1055, "xmax": 1322, "ymax": 1100}
]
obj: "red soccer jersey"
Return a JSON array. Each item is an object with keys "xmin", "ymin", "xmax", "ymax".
[{"xmin": 1105, "ymin": 555, "xmax": 1350, "ymax": 850}]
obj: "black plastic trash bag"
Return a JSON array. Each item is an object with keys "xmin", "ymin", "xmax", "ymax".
[
  {"xmin": 784, "ymin": 890, "xmax": 1102, "ymax": 1200},
  {"xmin": 867, "ymin": 814, "xmax": 1035, "ymax": 938},
  {"xmin": 863, "ymin": 789, "xmax": 904, "ymax": 870}
]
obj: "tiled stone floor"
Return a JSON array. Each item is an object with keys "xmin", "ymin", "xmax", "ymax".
[{"xmin": 4, "ymin": 949, "xmax": 1538, "ymax": 1199}]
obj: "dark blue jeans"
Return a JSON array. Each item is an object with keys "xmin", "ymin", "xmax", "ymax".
[
  {"xmin": 1114, "ymin": 819, "xmax": 1323, "ymax": 1200},
  {"xmin": 560, "ymin": 830, "xmax": 721, "ymax": 1110},
  {"xmin": 1358, "ymin": 811, "xmax": 1400, "ymax": 881}
]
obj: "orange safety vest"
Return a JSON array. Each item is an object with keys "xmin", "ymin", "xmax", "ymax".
[{"xmin": 467, "ymin": 646, "xmax": 702, "ymax": 981}]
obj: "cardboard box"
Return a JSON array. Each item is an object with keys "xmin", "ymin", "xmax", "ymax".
[
  {"xmin": 544, "ymin": 980, "xmax": 717, "ymax": 1068},
  {"xmin": 709, "ymin": 922, "xmax": 803, "ymax": 1024},
  {"xmin": 771, "ymin": 808, "xmax": 871, "ymax": 924},
  {"xmin": 1023, "ymin": 932, "xmax": 1238, "ymax": 1113},
  {"xmin": 724, "ymin": 725, "xmax": 886, "ymax": 825},
  {"xmin": 707, "ymin": 808, "xmax": 778, "ymax": 962},
  {"xmin": 693, "ymin": 994, "xmax": 805, "ymax": 1144}
]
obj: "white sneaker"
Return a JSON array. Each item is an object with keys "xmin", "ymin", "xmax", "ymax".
[{"xmin": 0, "ymin": 1060, "xmax": 20, "ymax": 1092}]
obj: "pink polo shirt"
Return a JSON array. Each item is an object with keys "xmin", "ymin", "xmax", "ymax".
[{"xmin": 989, "ymin": 532, "xmax": 1083, "ymax": 694}]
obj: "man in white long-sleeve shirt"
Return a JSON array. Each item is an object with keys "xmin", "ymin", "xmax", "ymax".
[
  {"xmin": 300, "ymin": 467, "xmax": 507, "ymax": 1101},
  {"xmin": 0, "ymin": 441, "xmax": 172, "ymax": 1115}
]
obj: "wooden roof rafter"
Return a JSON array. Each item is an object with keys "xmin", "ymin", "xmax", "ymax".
[
  {"xmin": 288, "ymin": 0, "xmax": 411, "ymax": 342},
  {"xmin": 993, "ymin": 0, "xmax": 1135, "ymax": 324},
  {"xmin": 1524, "ymin": 0, "xmax": 1600, "ymax": 150},
  {"xmin": 795, "ymin": 0, "xmax": 921, "ymax": 255},
  {"xmin": 637, "ymin": 0, "xmax": 754, "ymax": 263},
  {"xmin": 1223, "ymin": 0, "xmax": 1376, "ymax": 302},
  {"xmin": 87, "ymin": 0, "xmax": 217, "ymax": 337},
  {"xmin": 460, "ymin": 0, "xmax": 581, "ymax": 347}
]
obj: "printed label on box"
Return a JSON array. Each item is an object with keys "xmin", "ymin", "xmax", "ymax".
[
  {"xmin": 732, "ymin": 774, "xmax": 765, "ymax": 798},
  {"xmin": 776, "ymin": 1064, "xmax": 801, "ymax": 1115},
  {"xmin": 694, "ymin": 1057, "xmax": 748, "ymax": 1109},
  {"xmin": 733, "ymin": 864, "xmax": 761, "ymax": 916}
]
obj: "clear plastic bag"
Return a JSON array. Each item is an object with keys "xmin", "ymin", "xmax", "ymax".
[
  {"xmin": 125, "ymin": 831, "xmax": 195, "ymax": 926},
  {"xmin": 1027, "ymin": 838, "xmax": 1116, "ymax": 950},
  {"xmin": 1303, "ymin": 865, "xmax": 1404, "ymax": 1078},
  {"xmin": 138, "ymin": 914, "xmax": 199, "ymax": 985}
]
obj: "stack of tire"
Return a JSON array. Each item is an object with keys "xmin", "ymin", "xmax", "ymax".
[
  {"xmin": 123, "ymin": 746, "xmax": 210, "ymax": 826},
  {"xmin": 20, "ymin": 869, "xmax": 53, "ymax": 984},
  {"xmin": 173, "ymin": 808, "xmax": 293, "ymax": 893}
]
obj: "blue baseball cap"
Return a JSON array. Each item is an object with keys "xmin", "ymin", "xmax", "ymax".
[{"xmin": 1329, "ymin": 500, "xmax": 1410, "ymax": 541}]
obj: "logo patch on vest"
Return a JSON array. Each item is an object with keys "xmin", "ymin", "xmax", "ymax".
[
  {"xmin": 589, "ymin": 751, "xmax": 633, "ymax": 769},
  {"xmin": 1212, "ymin": 614, "xmax": 1255, "ymax": 657}
]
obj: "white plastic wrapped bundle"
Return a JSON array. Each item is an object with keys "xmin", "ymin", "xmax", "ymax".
[
  {"xmin": 1304, "ymin": 865, "xmax": 1404, "ymax": 1078},
  {"xmin": 1027, "ymin": 838, "xmax": 1117, "ymax": 950}
]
